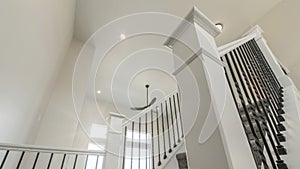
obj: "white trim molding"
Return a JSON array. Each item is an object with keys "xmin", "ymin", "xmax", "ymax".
[
  {"xmin": 164, "ymin": 6, "xmax": 221, "ymax": 49},
  {"xmin": 242, "ymin": 25, "xmax": 263, "ymax": 40}
]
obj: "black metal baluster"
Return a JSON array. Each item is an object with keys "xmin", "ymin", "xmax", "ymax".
[
  {"xmin": 73, "ymin": 154, "xmax": 78, "ymax": 169},
  {"xmin": 248, "ymin": 41, "xmax": 283, "ymax": 108},
  {"xmin": 245, "ymin": 44, "xmax": 288, "ymax": 169},
  {"xmin": 243, "ymin": 43, "xmax": 283, "ymax": 119},
  {"xmin": 241, "ymin": 45, "xmax": 285, "ymax": 133},
  {"xmin": 232, "ymin": 48, "xmax": 288, "ymax": 168},
  {"xmin": 243, "ymin": 44, "xmax": 286, "ymax": 132},
  {"xmin": 60, "ymin": 154, "xmax": 66, "ymax": 169},
  {"xmin": 32, "ymin": 152, "xmax": 39, "ymax": 169},
  {"xmin": 165, "ymin": 100, "xmax": 172, "ymax": 153},
  {"xmin": 16, "ymin": 151, "xmax": 25, "ymax": 169},
  {"xmin": 249, "ymin": 40, "xmax": 288, "ymax": 143},
  {"xmin": 160, "ymin": 103, "xmax": 167, "ymax": 159},
  {"xmin": 238, "ymin": 46, "xmax": 286, "ymax": 142},
  {"xmin": 254, "ymin": 47, "xmax": 281, "ymax": 97},
  {"xmin": 169, "ymin": 97, "xmax": 177, "ymax": 148},
  {"xmin": 237, "ymin": 45, "xmax": 277, "ymax": 126},
  {"xmin": 145, "ymin": 114, "xmax": 148, "ymax": 169},
  {"xmin": 241, "ymin": 44, "xmax": 280, "ymax": 117},
  {"xmin": 222, "ymin": 55, "xmax": 270, "ymax": 169},
  {"xmin": 84, "ymin": 155, "xmax": 89, "ymax": 169},
  {"xmin": 251, "ymin": 40, "xmax": 283, "ymax": 92},
  {"xmin": 139, "ymin": 117, "xmax": 141, "ymax": 169},
  {"xmin": 131, "ymin": 122, "xmax": 134, "ymax": 169},
  {"xmin": 176, "ymin": 92, "xmax": 184, "ymax": 138},
  {"xmin": 122, "ymin": 126, "xmax": 127, "ymax": 169},
  {"xmin": 151, "ymin": 110, "xmax": 155, "ymax": 169},
  {"xmin": 0, "ymin": 150, "xmax": 9, "ymax": 169},
  {"xmin": 250, "ymin": 42, "xmax": 282, "ymax": 106},
  {"xmin": 228, "ymin": 50, "xmax": 280, "ymax": 168},
  {"xmin": 156, "ymin": 107, "xmax": 162, "ymax": 166},
  {"xmin": 222, "ymin": 57, "xmax": 260, "ymax": 168},
  {"xmin": 47, "ymin": 153, "xmax": 54, "ymax": 169},
  {"xmin": 173, "ymin": 94, "xmax": 181, "ymax": 143},
  {"xmin": 95, "ymin": 155, "xmax": 99, "ymax": 169}
]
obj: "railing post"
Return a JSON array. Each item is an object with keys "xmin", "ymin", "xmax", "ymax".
[
  {"xmin": 243, "ymin": 25, "xmax": 285, "ymax": 78},
  {"xmin": 164, "ymin": 6, "xmax": 256, "ymax": 169},
  {"xmin": 103, "ymin": 112, "xmax": 126, "ymax": 169}
]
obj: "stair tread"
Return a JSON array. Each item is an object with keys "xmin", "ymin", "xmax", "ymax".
[{"xmin": 176, "ymin": 152, "xmax": 188, "ymax": 169}]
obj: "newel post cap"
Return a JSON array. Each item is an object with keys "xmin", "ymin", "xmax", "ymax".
[
  {"xmin": 164, "ymin": 6, "xmax": 221, "ymax": 49},
  {"xmin": 243, "ymin": 25, "xmax": 264, "ymax": 40}
]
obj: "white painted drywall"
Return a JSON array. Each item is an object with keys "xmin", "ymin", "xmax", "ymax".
[
  {"xmin": 33, "ymin": 39, "xmax": 115, "ymax": 149},
  {"xmin": 256, "ymin": 0, "xmax": 300, "ymax": 89},
  {"xmin": 0, "ymin": 0, "xmax": 76, "ymax": 144},
  {"xmin": 34, "ymin": 39, "xmax": 83, "ymax": 148},
  {"xmin": 74, "ymin": 0, "xmax": 282, "ymax": 46}
]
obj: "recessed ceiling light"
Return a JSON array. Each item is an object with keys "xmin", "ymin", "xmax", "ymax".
[
  {"xmin": 120, "ymin": 33, "xmax": 126, "ymax": 40},
  {"xmin": 96, "ymin": 90, "xmax": 101, "ymax": 94},
  {"xmin": 215, "ymin": 23, "xmax": 223, "ymax": 31}
]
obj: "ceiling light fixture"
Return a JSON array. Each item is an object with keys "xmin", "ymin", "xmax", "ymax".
[
  {"xmin": 97, "ymin": 90, "xmax": 101, "ymax": 94},
  {"xmin": 120, "ymin": 33, "xmax": 126, "ymax": 40},
  {"xmin": 215, "ymin": 23, "xmax": 223, "ymax": 31}
]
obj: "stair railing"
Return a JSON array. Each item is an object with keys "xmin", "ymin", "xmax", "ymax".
[
  {"xmin": 121, "ymin": 90, "xmax": 184, "ymax": 169},
  {"xmin": 0, "ymin": 143, "xmax": 105, "ymax": 169},
  {"xmin": 220, "ymin": 38, "xmax": 288, "ymax": 169}
]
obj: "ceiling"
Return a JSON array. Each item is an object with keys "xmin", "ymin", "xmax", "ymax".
[
  {"xmin": 94, "ymin": 35, "xmax": 178, "ymax": 117},
  {"xmin": 74, "ymin": 0, "xmax": 282, "ymax": 45},
  {"xmin": 73, "ymin": 0, "xmax": 283, "ymax": 117}
]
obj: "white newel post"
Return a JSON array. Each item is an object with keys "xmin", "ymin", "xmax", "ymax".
[
  {"xmin": 103, "ymin": 112, "xmax": 126, "ymax": 169},
  {"xmin": 243, "ymin": 25, "xmax": 285, "ymax": 78},
  {"xmin": 165, "ymin": 7, "xmax": 256, "ymax": 169}
]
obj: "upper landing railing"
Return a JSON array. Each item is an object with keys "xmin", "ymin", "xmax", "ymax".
[
  {"xmin": 0, "ymin": 143, "xmax": 105, "ymax": 169},
  {"xmin": 220, "ymin": 38, "xmax": 288, "ymax": 169},
  {"xmin": 121, "ymin": 91, "xmax": 184, "ymax": 169}
]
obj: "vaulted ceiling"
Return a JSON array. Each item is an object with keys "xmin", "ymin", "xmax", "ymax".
[
  {"xmin": 73, "ymin": 0, "xmax": 285, "ymax": 117},
  {"xmin": 74, "ymin": 0, "xmax": 282, "ymax": 45}
]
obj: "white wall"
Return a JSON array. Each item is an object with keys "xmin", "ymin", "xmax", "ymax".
[
  {"xmin": 0, "ymin": 0, "xmax": 76, "ymax": 144},
  {"xmin": 33, "ymin": 39, "xmax": 114, "ymax": 149},
  {"xmin": 34, "ymin": 39, "xmax": 83, "ymax": 148},
  {"xmin": 256, "ymin": 0, "xmax": 300, "ymax": 89}
]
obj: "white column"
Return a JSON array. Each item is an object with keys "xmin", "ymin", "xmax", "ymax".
[
  {"xmin": 243, "ymin": 25, "xmax": 285, "ymax": 78},
  {"xmin": 103, "ymin": 112, "xmax": 126, "ymax": 169},
  {"xmin": 165, "ymin": 7, "xmax": 256, "ymax": 169}
]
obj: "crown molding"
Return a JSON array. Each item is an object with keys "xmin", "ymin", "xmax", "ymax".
[
  {"xmin": 243, "ymin": 25, "xmax": 263, "ymax": 40},
  {"xmin": 164, "ymin": 6, "xmax": 221, "ymax": 49}
]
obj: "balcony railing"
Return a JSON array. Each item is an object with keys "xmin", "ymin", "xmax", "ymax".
[
  {"xmin": 121, "ymin": 91, "xmax": 184, "ymax": 169},
  {"xmin": 0, "ymin": 143, "xmax": 105, "ymax": 169},
  {"xmin": 221, "ymin": 39, "xmax": 288, "ymax": 169}
]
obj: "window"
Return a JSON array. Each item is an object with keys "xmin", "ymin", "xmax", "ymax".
[{"xmin": 124, "ymin": 131, "xmax": 151, "ymax": 169}]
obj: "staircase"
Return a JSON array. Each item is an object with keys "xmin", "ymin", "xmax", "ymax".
[
  {"xmin": 221, "ymin": 39, "xmax": 288, "ymax": 169},
  {"xmin": 121, "ymin": 91, "xmax": 186, "ymax": 169},
  {"xmin": 239, "ymin": 105, "xmax": 266, "ymax": 168},
  {"xmin": 2, "ymin": 6, "xmax": 300, "ymax": 169},
  {"xmin": 176, "ymin": 153, "xmax": 188, "ymax": 169}
]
